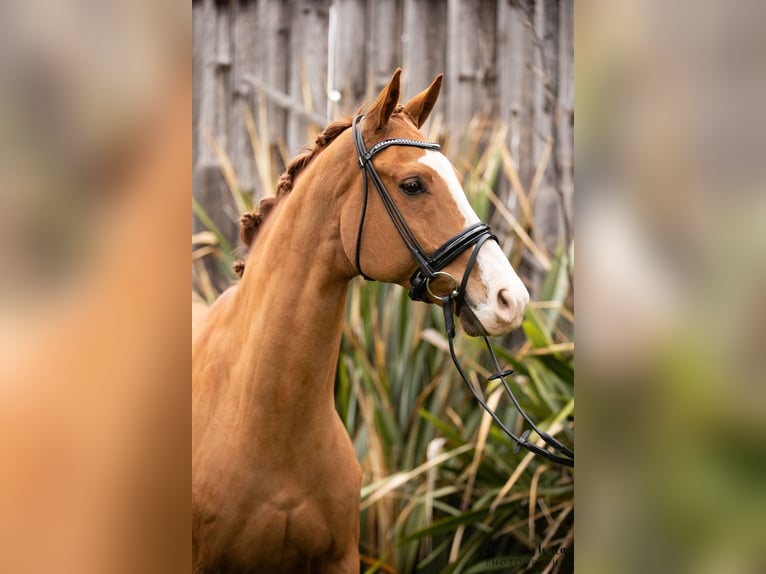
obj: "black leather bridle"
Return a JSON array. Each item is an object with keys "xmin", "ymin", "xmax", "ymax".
[{"xmin": 352, "ymin": 114, "xmax": 574, "ymax": 468}]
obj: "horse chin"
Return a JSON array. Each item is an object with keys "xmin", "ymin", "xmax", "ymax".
[{"xmin": 458, "ymin": 305, "xmax": 489, "ymax": 337}]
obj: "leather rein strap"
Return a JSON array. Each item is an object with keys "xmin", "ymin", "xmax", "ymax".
[{"xmin": 352, "ymin": 114, "xmax": 574, "ymax": 468}]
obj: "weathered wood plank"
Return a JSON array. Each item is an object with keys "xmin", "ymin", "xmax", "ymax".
[
  {"xmin": 557, "ymin": 0, "xmax": 574, "ymax": 236},
  {"xmin": 446, "ymin": 0, "xmax": 476, "ymax": 131},
  {"xmin": 257, "ymin": 0, "xmax": 290, "ymax": 161},
  {"xmin": 477, "ymin": 0, "xmax": 498, "ymax": 114},
  {"xmin": 532, "ymin": 0, "xmax": 561, "ymax": 254},
  {"xmin": 446, "ymin": 0, "xmax": 498, "ymax": 131},
  {"xmin": 212, "ymin": 1, "xmax": 232, "ymax": 152},
  {"xmin": 192, "ymin": 1, "xmax": 204, "ymax": 169},
  {"xmin": 194, "ymin": 0, "xmax": 236, "ymax": 241},
  {"xmin": 368, "ymin": 0, "xmax": 402, "ymax": 97},
  {"xmin": 196, "ymin": 0, "xmax": 218, "ymax": 168},
  {"xmin": 193, "ymin": 0, "xmax": 238, "ymax": 289},
  {"xmin": 402, "ymin": 0, "xmax": 447, "ymax": 104},
  {"xmin": 495, "ymin": 0, "xmax": 520, "ymax": 231},
  {"xmin": 500, "ymin": 0, "xmax": 536, "ymax": 191},
  {"xmin": 287, "ymin": 0, "xmax": 331, "ymax": 155},
  {"xmin": 231, "ymin": 0, "xmax": 260, "ymax": 199},
  {"xmin": 329, "ymin": 0, "xmax": 369, "ymax": 114}
]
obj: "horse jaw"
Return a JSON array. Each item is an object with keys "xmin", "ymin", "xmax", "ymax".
[{"xmin": 417, "ymin": 150, "xmax": 529, "ymax": 336}]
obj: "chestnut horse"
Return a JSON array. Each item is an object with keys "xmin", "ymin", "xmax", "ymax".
[{"xmin": 192, "ymin": 69, "xmax": 529, "ymax": 573}]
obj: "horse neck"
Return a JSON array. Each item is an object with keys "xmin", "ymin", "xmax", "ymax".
[{"xmin": 227, "ymin": 159, "xmax": 355, "ymax": 431}]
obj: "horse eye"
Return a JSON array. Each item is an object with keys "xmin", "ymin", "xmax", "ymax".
[{"xmin": 399, "ymin": 179, "xmax": 425, "ymax": 196}]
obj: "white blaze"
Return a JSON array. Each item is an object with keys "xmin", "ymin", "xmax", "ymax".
[{"xmin": 418, "ymin": 150, "xmax": 529, "ymax": 333}]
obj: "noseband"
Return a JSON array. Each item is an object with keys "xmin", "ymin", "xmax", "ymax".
[{"xmin": 352, "ymin": 114, "xmax": 574, "ymax": 468}]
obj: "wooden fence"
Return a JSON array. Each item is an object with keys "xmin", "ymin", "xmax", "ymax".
[{"xmin": 192, "ymin": 0, "xmax": 573, "ymax": 289}]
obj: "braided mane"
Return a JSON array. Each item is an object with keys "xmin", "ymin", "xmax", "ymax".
[{"xmin": 234, "ymin": 116, "xmax": 353, "ymax": 277}]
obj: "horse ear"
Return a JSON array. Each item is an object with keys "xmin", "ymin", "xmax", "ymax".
[
  {"xmin": 403, "ymin": 74, "xmax": 443, "ymax": 128},
  {"xmin": 366, "ymin": 68, "xmax": 402, "ymax": 132}
]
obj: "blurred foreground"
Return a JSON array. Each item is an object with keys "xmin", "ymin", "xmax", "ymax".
[
  {"xmin": 0, "ymin": 1, "xmax": 190, "ymax": 573},
  {"xmin": 578, "ymin": 1, "xmax": 766, "ymax": 572}
]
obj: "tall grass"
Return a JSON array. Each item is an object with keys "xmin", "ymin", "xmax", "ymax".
[{"xmin": 193, "ymin": 104, "xmax": 574, "ymax": 574}]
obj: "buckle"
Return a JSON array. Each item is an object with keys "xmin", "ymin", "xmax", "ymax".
[{"xmin": 408, "ymin": 271, "xmax": 428, "ymax": 301}]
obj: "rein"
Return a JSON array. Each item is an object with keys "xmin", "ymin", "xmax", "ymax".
[{"xmin": 352, "ymin": 114, "xmax": 574, "ymax": 468}]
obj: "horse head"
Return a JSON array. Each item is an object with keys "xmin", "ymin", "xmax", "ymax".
[{"xmin": 340, "ymin": 69, "xmax": 529, "ymax": 336}]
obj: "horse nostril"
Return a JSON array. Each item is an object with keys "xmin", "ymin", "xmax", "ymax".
[{"xmin": 497, "ymin": 289, "xmax": 511, "ymax": 310}]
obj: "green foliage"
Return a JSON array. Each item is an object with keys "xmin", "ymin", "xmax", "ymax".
[{"xmin": 343, "ymin": 267, "xmax": 573, "ymax": 574}]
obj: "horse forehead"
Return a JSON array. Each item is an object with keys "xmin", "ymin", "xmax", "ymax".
[{"xmin": 417, "ymin": 150, "xmax": 481, "ymax": 227}]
